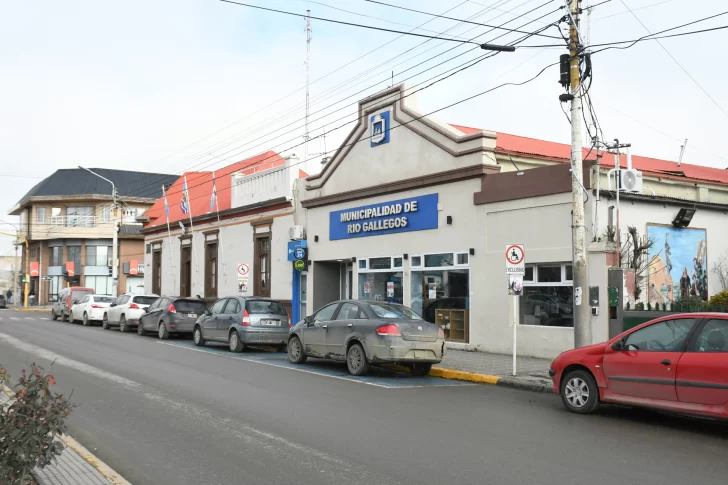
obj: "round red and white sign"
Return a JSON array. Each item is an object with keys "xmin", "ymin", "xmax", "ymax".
[
  {"xmin": 237, "ymin": 263, "xmax": 250, "ymax": 276},
  {"xmin": 505, "ymin": 245, "xmax": 525, "ymax": 265}
]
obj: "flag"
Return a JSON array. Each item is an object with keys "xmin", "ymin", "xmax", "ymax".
[
  {"xmin": 162, "ymin": 185, "xmax": 170, "ymax": 221},
  {"xmin": 210, "ymin": 171, "xmax": 218, "ymax": 212},
  {"xmin": 180, "ymin": 176, "xmax": 190, "ymax": 215}
]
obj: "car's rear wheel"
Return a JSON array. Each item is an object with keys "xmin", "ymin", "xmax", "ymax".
[
  {"xmin": 102, "ymin": 314, "xmax": 110, "ymax": 330},
  {"xmin": 51, "ymin": 310, "xmax": 57, "ymax": 321},
  {"xmin": 229, "ymin": 331, "xmax": 244, "ymax": 353},
  {"xmin": 61, "ymin": 311, "xmax": 68, "ymax": 322},
  {"xmin": 82, "ymin": 312, "xmax": 90, "ymax": 326},
  {"xmin": 193, "ymin": 327, "xmax": 205, "ymax": 346},
  {"xmin": 410, "ymin": 363, "xmax": 433, "ymax": 377},
  {"xmin": 158, "ymin": 323, "xmax": 169, "ymax": 340},
  {"xmin": 119, "ymin": 316, "xmax": 128, "ymax": 333},
  {"xmin": 560, "ymin": 369, "xmax": 600, "ymax": 414},
  {"xmin": 346, "ymin": 342, "xmax": 370, "ymax": 376},
  {"xmin": 138, "ymin": 320, "xmax": 145, "ymax": 336},
  {"xmin": 287, "ymin": 336, "xmax": 306, "ymax": 364}
]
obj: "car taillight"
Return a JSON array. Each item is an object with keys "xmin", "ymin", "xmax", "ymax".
[
  {"xmin": 242, "ymin": 309, "xmax": 251, "ymax": 326},
  {"xmin": 287, "ymin": 312, "xmax": 292, "ymax": 328},
  {"xmin": 168, "ymin": 303, "xmax": 177, "ymax": 313},
  {"xmin": 438, "ymin": 327, "xmax": 445, "ymax": 339},
  {"xmin": 91, "ymin": 305, "xmax": 103, "ymax": 309},
  {"xmin": 129, "ymin": 303, "xmax": 140, "ymax": 310},
  {"xmin": 376, "ymin": 324, "xmax": 401, "ymax": 336}
]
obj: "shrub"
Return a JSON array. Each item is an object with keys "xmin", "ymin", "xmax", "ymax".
[
  {"xmin": 708, "ymin": 289, "xmax": 728, "ymax": 311},
  {"xmin": 0, "ymin": 363, "xmax": 76, "ymax": 485},
  {"xmin": 673, "ymin": 296, "xmax": 708, "ymax": 312}
]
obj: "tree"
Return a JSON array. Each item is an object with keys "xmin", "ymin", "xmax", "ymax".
[
  {"xmin": 713, "ymin": 250, "xmax": 728, "ymax": 291},
  {"xmin": 0, "ymin": 363, "xmax": 76, "ymax": 485},
  {"xmin": 620, "ymin": 226, "xmax": 657, "ymax": 302}
]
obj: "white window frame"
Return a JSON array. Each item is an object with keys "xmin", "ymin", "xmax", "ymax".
[
  {"xmin": 37, "ymin": 207, "xmax": 47, "ymax": 225},
  {"xmin": 410, "ymin": 251, "xmax": 471, "ymax": 271},
  {"xmin": 523, "ymin": 263, "xmax": 573, "ymax": 287},
  {"xmin": 101, "ymin": 206, "xmax": 111, "ymax": 223},
  {"xmin": 357, "ymin": 255, "xmax": 404, "ymax": 273}
]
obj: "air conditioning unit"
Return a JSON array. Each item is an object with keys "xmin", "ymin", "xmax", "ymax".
[
  {"xmin": 289, "ymin": 225, "xmax": 305, "ymax": 240},
  {"xmin": 108, "ymin": 258, "xmax": 114, "ymax": 267},
  {"xmin": 620, "ymin": 168, "xmax": 643, "ymax": 193}
]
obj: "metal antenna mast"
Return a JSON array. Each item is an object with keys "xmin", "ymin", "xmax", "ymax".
[{"xmin": 305, "ymin": 9, "xmax": 312, "ymax": 168}]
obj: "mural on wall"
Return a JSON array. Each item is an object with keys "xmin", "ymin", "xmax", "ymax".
[{"xmin": 647, "ymin": 224, "xmax": 708, "ymax": 304}]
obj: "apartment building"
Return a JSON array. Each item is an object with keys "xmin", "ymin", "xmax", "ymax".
[{"xmin": 9, "ymin": 168, "xmax": 178, "ymax": 304}]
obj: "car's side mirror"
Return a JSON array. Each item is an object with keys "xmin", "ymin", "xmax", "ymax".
[
  {"xmin": 110, "ymin": 303, "xmax": 116, "ymax": 307},
  {"xmin": 205, "ymin": 309, "xmax": 212, "ymax": 316},
  {"xmin": 611, "ymin": 339, "xmax": 625, "ymax": 351},
  {"xmin": 304, "ymin": 315, "xmax": 313, "ymax": 326},
  {"xmin": 144, "ymin": 307, "xmax": 149, "ymax": 313},
  {"xmin": 73, "ymin": 300, "xmax": 79, "ymax": 305}
]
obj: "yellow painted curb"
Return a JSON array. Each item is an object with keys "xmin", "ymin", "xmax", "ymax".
[
  {"xmin": 431, "ymin": 367, "xmax": 500, "ymax": 385},
  {"xmin": 8, "ymin": 307, "xmax": 48, "ymax": 312}
]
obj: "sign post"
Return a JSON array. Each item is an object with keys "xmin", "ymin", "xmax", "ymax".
[
  {"xmin": 237, "ymin": 263, "xmax": 250, "ymax": 294},
  {"xmin": 505, "ymin": 244, "xmax": 525, "ymax": 376}
]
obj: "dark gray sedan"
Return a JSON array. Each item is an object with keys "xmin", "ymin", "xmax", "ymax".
[
  {"xmin": 193, "ymin": 297, "xmax": 290, "ymax": 352},
  {"xmin": 288, "ymin": 300, "xmax": 445, "ymax": 376},
  {"xmin": 138, "ymin": 296, "xmax": 207, "ymax": 339}
]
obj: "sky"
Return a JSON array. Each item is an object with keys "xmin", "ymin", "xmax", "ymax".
[{"xmin": 1, "ymin": 0, "xmax": 727, "ymax": 256}]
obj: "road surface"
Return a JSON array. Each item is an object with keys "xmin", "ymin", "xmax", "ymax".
[{"xmin": 1, "ymin": 309, "xmax": 726, "ymax": 485}]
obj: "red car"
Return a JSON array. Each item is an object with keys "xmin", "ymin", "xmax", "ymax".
[{"xmin": 550, "ymin": 313, "xmax": 728, "ymax": 418}]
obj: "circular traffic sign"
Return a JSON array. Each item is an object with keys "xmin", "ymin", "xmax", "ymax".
[
  {"xmin": 505, "ymin": 245, "xmax": 524, "ymax": 265},
  {"xmin": 237, "ymin": 263, "xmax": 250, "ymax": 276},
  {"xmin": 294, "ymin": 247, "xmax": 306, "ymax": 260},
  {"xmin": 294, "ymin": 260, "xmax": 306, "ymax": 271}
]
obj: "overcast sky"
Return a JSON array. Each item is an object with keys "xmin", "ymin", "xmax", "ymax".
[{"xmin": 1, "ymin": 0, "xmax": 726, "ymax": 255}]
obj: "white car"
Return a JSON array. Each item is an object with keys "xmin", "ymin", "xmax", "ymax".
[
  {"xmin": 103, "ymin": 293, "xmax": 159, "ymax": 332},
  {"xmin": 70, "ymin": 295, "xmax": 114, "ymax": 326}
]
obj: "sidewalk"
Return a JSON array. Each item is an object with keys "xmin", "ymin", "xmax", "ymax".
[
  {"xmin": 432, "ymin": 348, "xmax": 554, "ymax": 393},
  {"xmin": 0, "ymin": 389, "xmax": 128, "ymax": 485}
]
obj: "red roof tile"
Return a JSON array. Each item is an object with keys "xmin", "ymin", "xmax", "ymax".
[
  {"xmin": 145, "ymin": 151, "xmax": 290, "ymax": 227},
  {"xmin": 450, "ymin": 124, "xmax": 728, "ymax": 187}
]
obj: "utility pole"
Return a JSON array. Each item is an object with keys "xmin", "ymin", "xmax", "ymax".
[
  {"xmin": 304, "ymin": 9, "xmax": 312, "ymax": 174},
  {"xmin": 79, "ymin": 167, "xmax": 119, "ymax": 297},
  {"xmin": 567, "ymin": 0, "xmax": 591, "ymax": 348}
]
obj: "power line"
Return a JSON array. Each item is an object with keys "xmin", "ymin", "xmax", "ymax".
[
  {"xmin": 617, "ymin": 0, "xmax": 728, "ymax": 118},
  {"xmin": 218, "ymin": 1, "xmax": 482, "ymax": 44},
  {"xmin": 362, "ymin": 0, "xmax": 561, "ymax": 38}
]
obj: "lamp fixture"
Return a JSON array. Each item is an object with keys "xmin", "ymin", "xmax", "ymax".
[{"xmin": 672, "ymin": 208, "xmax": 696, "ymax": 227}]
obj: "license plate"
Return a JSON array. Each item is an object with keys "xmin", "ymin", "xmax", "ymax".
[
  {"xmin": 188, "ymin": 313, "xmax": 197, "ymax": 318},
  {"xmin": 262, "ymin": 319, "xmax": 279, "ymax": 326}
]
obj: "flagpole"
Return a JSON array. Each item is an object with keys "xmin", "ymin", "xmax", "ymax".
[
  {"xmin": 162, "ymin": 185, "xmax": 177, "ymax": 293},
  {"xmin": 212, "ymin": 171, "xmax": 226, "ymax": 281},
  {"xmin": 184, "ymin": 176, "xmax": 199, "ymax": 274}
]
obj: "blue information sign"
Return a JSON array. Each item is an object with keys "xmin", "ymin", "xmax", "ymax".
[
  {"xmin": 329, "ymin": 194, "xmax": 438, "ymax": 241},
  {"xmin": 287, "ymin": 240, "xmax": 307, "ymax": 261}
]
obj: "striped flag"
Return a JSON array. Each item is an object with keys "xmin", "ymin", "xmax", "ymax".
[
  {"xmin": 180, "ymin": 176, "xmax": 190, "ymax": 215},
  {"xmin": 210, "ymin": 171, "xmax": 218, "ymax": 212},
  {"xmin": 162, "ymin": 185, "xmax": 170, "ymax": 221}
]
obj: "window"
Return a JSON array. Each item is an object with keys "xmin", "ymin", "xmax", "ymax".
[
  {"xmin": 85, "ymin": 276, "xmax": 112, "ymax": 295},
  {"xmin": 425, "ymin": 253, "xmax": 454, "ymax": 267},
  {"xmin": 66, "ymin": 206, "xmax": 93, "ymax": 227},
  {"xmin": 152, "ymin": 246, "xmax": 162, "ymax": 296},
  {"xmin": 411, "ymin": 255, "xmax": 422, "ymax": 268},
  {"xmin": 86, "ymin": 246, "xmax": 112, "ymax": 266},
  {"xmin": 132, "ymin": 296, "xmax": 157, "ymax": 306},
  {"xmin": 393, "ymin": 257, "xmax": 403, "ymax": 268},
  {"xmin": 370, "ymin": 303, "xmax": 422, "ymax": 320},
  {"xmin": 67, "ymin": 246, "xmax": 81, "ymax": 270},
  {"xmin": 369, "ymin": 257, "xmax": 391, "ymax": 270},
  {"xmin": 255, "ymin": 235, "xmax": 271, "ymax": 297},
  {"xmin": 37, "ymin": 208, "xmax": 47, "ymax": 224},
  {"xmin": 49, "ymin": 276, "xmax": 62, "ymax": 302},
  {"xmin": 300, "ymin": 273, "xmax": 308, "ymax": 318},
  {"xmin": 205, "ymin": 242, "xmax": 218, "ymax": 299},
  {"xmin": 49, "ymin": 247, "xmax": 63, "ymax": 267},
  {"xmin": 246, "ymin": 300, "xmax": 287, "ymax": 315},
  {"xmin": 358, "ymin": 259, "xmax": 366, "ymax": 270},
  {"xmin": 148, "ymin": 299, "xmax": 161, "ymax": 311},
  {"xmin": 101, "ymin": 207, "xmax": 111, "ymax": 223},
  {"xmin": 223, "ymin": 299, "xmax": 240, "ymax": 314},
  {"xmin": 314, "ymin": 303, "xmax": 339, "ymax": 322},
  {"xmin": 336, "ymin": 303, "xmax": 361, "ymax": 320},
  {"xmin": 210, "ymin": 299, "xmax": 227, "ymax": 315},
  {"xmin": 456, "ymin": 253, "xmax": 469, "ymax": 265},
  {"xmin": 175, "ymin": 300, "xmax": 206, "ymax": 313},
  {"xmin": 93, "ymin": 296, "xmax": 113, "ymax": 303},
  {"xmin": 693, "ymin": 320, "xmax": 728, "ymax": 352},
  {"xmin": 357, "ymin": 256, "xmax": 405, "ymax": 304},
  {"xmin": 624, "ymin": 319, "xmax": 696, "ymax": 352},
  {"xmin": 521, "ymin": 263, "xmax": 574, "ymax": 327},
  {"xmin": 124, "ymin": 208, "xmax": 140, "ymax": 223},
  {"xmin": 79, "ymin": 296, "xmax": 89, "ymax": 304}
]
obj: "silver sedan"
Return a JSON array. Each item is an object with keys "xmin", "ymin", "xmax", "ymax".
[{"xmin": 288, "ymin": 300, "xmax": 445, "ymax": 376}]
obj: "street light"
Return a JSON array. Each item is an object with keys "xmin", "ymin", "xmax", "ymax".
[{"xmin": 78, "ymin": 166, "xmax": 119, "ymax": 297}]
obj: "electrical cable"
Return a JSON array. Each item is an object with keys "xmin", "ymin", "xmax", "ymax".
[{"xmin": 361, "ymin": 0, "xmax": 562, "ymax": 38}]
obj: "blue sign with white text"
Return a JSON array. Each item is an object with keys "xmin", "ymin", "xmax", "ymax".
[
  {"xmin": 287, "ymin": 240, "xmax": 307, "ymax": 261},
  {"xmin": 329, "ymin": 194, "xmax": 438, "ymax": 240}
]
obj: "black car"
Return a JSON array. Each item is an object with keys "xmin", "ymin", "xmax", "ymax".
[
  {"xmin": 137, "ymin": 296, "xmax": 207, "ymax": 339},
  {"xmin": 0, "ymin": 294, "xmax": 6, "ymax": 309}
]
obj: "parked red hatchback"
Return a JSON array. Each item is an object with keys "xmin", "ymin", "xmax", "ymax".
[{"xmin": 550, "ymin": 313, "xmax": 728, "ymax": 418}]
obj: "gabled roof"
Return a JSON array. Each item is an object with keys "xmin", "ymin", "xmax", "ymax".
[
  {"xmin": 145, "ymin": 150, "xmax": 291, "ymax": 228},
  {"xmin": 10, "ymin": 168, "xmax": 179, "ymax": 214},
  {"xmin": 450, "ymin": 124, "xmax": 728, "ymax": 187}
]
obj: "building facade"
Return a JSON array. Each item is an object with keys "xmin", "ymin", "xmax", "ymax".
[{"xmin": 9, "ymin": 168, "xmax": 178, "ymax": 303}]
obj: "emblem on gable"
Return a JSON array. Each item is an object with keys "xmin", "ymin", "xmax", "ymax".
[{"xmin": 370, "ymin": 111, "xmax": 390, "ymax": 147}]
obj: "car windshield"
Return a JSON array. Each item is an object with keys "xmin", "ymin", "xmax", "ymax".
[
  {"xmin": 369, "ymin": 303, "xmax": 422, "ymax": 320},
  {"xmin": 133, "ymin": 296, "xmax": 158, "ymax": 305},
  {"xmin": 94, "ymin": 297, "xmax": 113, "ymax": 303},
  {"xmin": 175, "ymin": 300, "xmax": 206, "ymax": 313},
  {"xmin": 246, "ymin": 300, "xmax": 287, "ymax": 315},
  {"xmin": 71, "ymin": 290, "xmax": 92, "ymax": 301}
]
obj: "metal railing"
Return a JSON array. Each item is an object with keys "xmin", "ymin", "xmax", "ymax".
[{"xmin": 46, "ymin": 215, "xmax": 99, "ymax": 227}]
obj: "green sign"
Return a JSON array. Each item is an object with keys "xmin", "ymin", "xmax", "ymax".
[{"xmin": 294, "ymin": 260, "xmax": 305, "ymax": 271}]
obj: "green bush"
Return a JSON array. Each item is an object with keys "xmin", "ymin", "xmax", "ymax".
[
  {"xmin": 708, "ymin": 289, "xmax": 728, "ymax": 312},
  {"xmin": 673, "ymin": 296, "xmax": 708, "ymax": 312},
  {"xmin": 0, "ymin": 363, "xmax": 76, "ymax": 485}
]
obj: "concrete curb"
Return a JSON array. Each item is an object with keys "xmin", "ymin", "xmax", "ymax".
[
  {"xmin": 496, "ymin": 376, "xmax": 553, "ymax": 393},
  {"xmin": 1, "ymin": 385, "xmax": 131, "ymax": 485},
  {"xmin": 385, "ymin": 364, "xmax": 552, "ymax": 393}
]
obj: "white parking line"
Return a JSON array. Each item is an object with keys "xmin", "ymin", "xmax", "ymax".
[
  {"xmin": 25, "ymin": 317, "xmax": 35, "ymax": 320},
  {"xmin": 10, "ymin": 317, "xmax": 20, "ymax": 321}
]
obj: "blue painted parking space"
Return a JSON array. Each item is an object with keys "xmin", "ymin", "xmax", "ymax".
[{"xmin": 159, "ymin": 340, "xmax": 473, "ymax": 389}]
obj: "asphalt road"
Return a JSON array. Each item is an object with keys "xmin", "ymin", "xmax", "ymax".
[{"xmin": 1, "ymin": 309, "xmax": 727, "ymax": 485}]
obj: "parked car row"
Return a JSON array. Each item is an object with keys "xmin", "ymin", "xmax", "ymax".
[{"xmin": 50, "ymin": 286, "xmax": 446, "ymax": 377}]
